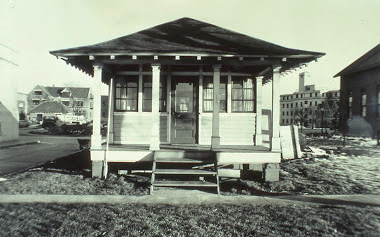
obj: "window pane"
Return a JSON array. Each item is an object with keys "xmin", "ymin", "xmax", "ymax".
[
  {"xmin": 126, "ymin": 99, "xmax": 137, "ymax": 111},
  {"xmin": 127, "ymin": 81, "xmax": 137, "ymax": 87},
  {"xmin": 204, "ymin": 101, "xmax": 213, "ymax": 112},
  {"xmin": 244, "ymin": 101, "xmax": 254, "ymax": 112},
  {"xmin": 232, "ymin": 89, "xmax": 242, "ymax": 100},
  {"xmin": 219, "ymin": 100, "xmax": 226, "ymax": 112},
  {"xmin": 143, "ymin": 100, "xmax": 152, "ymax": 112},
  {"xmin": 143, "ymin": 88, "xmax": 152, "ymax": 100},
  {"xmin": 244, "ymin": 89, "xmax": 253, "ymax": 100},
  {"xmin": 126, "ymin": 88, "xmax": 137, "ymax": 99},
  {"xmin": 232, "ymin": 101, "xmax": 243, "ymax": 112},
  {"xmin": 204, "ymin": 89, "xmax": 213, "ymax": 100}
]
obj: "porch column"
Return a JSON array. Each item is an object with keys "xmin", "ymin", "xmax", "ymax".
[
  {"xmin": 108, "ymin": 78, "xmax": 115, "ymax": 144},
  {"xmin": 255, "ymin": 76, "xmax": 263, "ymax": 145},
  {"xmin": 270, "ymin": 66, "xmax": 281, "ymax": 152},
  {"xmin": 91, "ymin": 64, "xmax": 103, "ymax": 149},
  {"xmin": 150, "ymin": 64, "xmax": 161, "ymax": 150},
  {"xmin": 211, "ymin": 65, "xmax": 221, "ymax": 150}
]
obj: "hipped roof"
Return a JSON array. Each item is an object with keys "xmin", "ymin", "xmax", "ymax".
[
  {"xmin": 30, "ymin": 101, "xmax": 69, "ymax": 114},
  {"xmin": 50, "ymin": 17, "xmax": 324, "ymax": 57},
  {"xmin": 43, "ymin": 87, "xmax": 90, "ymax": 98},
  {"xmin": 335, "ymin": 43, "xmax": 380, "ymax": 77}
]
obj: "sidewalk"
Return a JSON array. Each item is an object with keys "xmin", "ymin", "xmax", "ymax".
[{"xmin": 0, "ymin": 192, "xmax": 379, "ymax": 207}]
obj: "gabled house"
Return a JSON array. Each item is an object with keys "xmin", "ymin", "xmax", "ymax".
[
  {"xmin": 335, "ymin": 44, "xmax": 380, "ymax": 138},
  {"xmin": 27, "ymin": 86, "xmax": 93, "ymax": 121},
  {"xmin": 29, "ymin": 101, "xmax": 69, "ymax": 122},
  {"xmin": 50, "ymin": 17, "xmax": 324, "ymax": 192}
]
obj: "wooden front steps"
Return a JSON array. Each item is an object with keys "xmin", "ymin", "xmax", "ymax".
[{"xmin": 150, "ymin": 151, "xmax": 220, "ymax": 194}]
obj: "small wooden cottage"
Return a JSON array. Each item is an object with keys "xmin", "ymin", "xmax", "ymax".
[{"xmin": 51, "ymin": 18, "xmax": 324, "ymax": 193}]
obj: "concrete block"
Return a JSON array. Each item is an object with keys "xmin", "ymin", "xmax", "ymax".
[
  {"xmin": 249, "ymin": 163, "xmax": 263, "ymax": 171},
  {"xmin": 264, "ymin": 163, "xmax": 279, "ymax": 182},
  {"xmin": 92, "ymin": 161, "xmax": 103, "ymax": 178}
]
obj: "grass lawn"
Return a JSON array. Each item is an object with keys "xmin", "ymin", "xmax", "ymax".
[{"xmin": 1, "ymin": 203, "xmax": 379, "ymax": 236}]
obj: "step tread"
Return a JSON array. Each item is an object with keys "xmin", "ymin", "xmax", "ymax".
[
  {"xmin": 153, "ymin": 180, "xmax": 218, "ymax": 187},
  {"xmin": 155, "ymin": 158, "xmax": 215, "ymax": 163},
  {"xmin": 154, "ymin": 169, "xmax": 217, "ymax": 175}
]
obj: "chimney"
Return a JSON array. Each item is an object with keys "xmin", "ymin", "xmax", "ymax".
[{"xmin": 299, "ymin": 72, "xmax": 310, "ymax": 92}]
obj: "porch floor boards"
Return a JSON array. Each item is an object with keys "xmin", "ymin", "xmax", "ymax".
[{"xmin": 106, "ymin": 144, "xmax": 271, "ymax": 153}]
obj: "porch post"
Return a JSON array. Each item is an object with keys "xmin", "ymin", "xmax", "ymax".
[
  {"xmin": 150, "ymin": 64, "xmax": 161, "ymax": 150},
  {"xmin": 255, "ymin": 76, "xmax": 263, "ymax": 145},
  {"xmin": 108, "ymin": 78, "xmax": 115, "ymax": 144},
  {"xmin": 211, "ymin": 65, "xmax": 221, "ymax": 150},
  {"xmin": 270, "ymin": 66, "xmax": 281, "ymax": 152},
  {"xmin": 91, "ymin": 64, "xmax": 103, "ymax": 149}
]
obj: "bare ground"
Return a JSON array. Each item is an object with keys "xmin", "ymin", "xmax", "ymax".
[{"xmin": 1, "ymin": 203, "xmax": 379, "ymax": 236}]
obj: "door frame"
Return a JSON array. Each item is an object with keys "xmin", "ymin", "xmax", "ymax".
[{"xmin": 170, "ymin": 76, "xmax": 199, "ymax": 144}]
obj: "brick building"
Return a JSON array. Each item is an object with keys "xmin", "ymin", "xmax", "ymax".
[{"xmin": 280, "ymin": 72, "xmax": 339, "ymax": 128}]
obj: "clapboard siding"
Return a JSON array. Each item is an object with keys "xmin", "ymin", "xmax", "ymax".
[
  {"xmin": 113, "ymin": 113, "xmax": 168, "ymax": 144},
  {"xmin": 200, "ymin": 113, "xmax": 256, "ymax": 145}
]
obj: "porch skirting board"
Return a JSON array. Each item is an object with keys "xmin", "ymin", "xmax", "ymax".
[{"xmin": 90, "ymin": 150, "xmax": 281, "ymax": 164}]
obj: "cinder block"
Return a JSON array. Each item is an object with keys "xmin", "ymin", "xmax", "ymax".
[
  {"xmin": 264, "ymin": 163, "xmax": 279, "ymax": 182},
  {"xmin": 92, "ymin": 161, "xmax": 103, "ymax": 178},
  {"xmin": 249, "ymin": 163, "xmax": 263, "ymax": 171}
]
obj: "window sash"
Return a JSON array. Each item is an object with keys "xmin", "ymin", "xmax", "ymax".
[
  {"xmin": 231, "ymin": 77, "xmax": 255, "ymax": 112},
  {"xmin": 115, "ymin": 76, "xmax": 138, "ymax": 111},
  {"xmin": 203, "ymin": 76, "xmax": 227, "ymax": 112}
]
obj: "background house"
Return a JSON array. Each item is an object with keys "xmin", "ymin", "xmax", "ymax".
[
  {"xmin": 27, "ymin": 86, "xmax": 93, "ymax": 122},
  {"xmin": 280, "ymin": 72, "xmax": 340, "ymax": 129},
  {"xmin": 0, "ymin": 44, "xmax": 19, "ymax": 142},
  {"xmin": 335, "ymin": 43, "xmax": 380, "ymax": 138},
  {"xmin": 29, "ymin": 101, "xmax": 69, "ymax": 122}
]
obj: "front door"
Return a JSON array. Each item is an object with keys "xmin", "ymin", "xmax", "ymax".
[{"xmin": 171, "ymin": 77, "xmax": 198, "ymax": 144}]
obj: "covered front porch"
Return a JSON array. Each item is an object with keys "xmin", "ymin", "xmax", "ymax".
[{"xmin": 50, "ymin": 18, "xmax": 324, "ymax": 185}]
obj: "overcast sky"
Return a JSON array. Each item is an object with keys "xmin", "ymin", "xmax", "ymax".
[{"xmin": 1, "ymin": 0, "xmax": 379, "ymax": 94}]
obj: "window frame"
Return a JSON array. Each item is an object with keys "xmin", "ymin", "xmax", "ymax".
[
  {"xmin": 203, "ymin": 76, "xmax": 227, "ymax": 113},
  {"xmin": 114, "ymin": 76, "xmax": 139, "ymax": 112},
  {"xmin": 231, "ymin": 77, "xmax": 255, "ymax": 113},
  {"xmin": 361, "ymin": 89, "xmax": 367, "ymax": 118}
]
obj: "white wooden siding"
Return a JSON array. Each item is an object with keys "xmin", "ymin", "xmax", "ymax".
[
  {"xmin": 199, "ymin": 113, "xmax": 256, "ymax": 145},
  {"xmin": 113, "ymin": 112, "xmax": 168, "ymax": 144}
]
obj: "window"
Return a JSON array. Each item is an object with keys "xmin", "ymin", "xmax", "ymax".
[
  {"xmin": 282, "ymin": 104, "xmax": 285, "ymax": 108},
  {"xmin": 231, "ymin": 77, "xmax": 255, "ymax": 112},
  {"xmin": 287, "ymin": 104, "xmax": 289, "ymax": 108},
  {"xmin": 310, "ymin": 93, "xmax": 312, "ymax": 97},
  {"xmin": 282, "ymin": 112, "xmax": 285, "ymax": 116},
  {"xmin": 115, "ymin": 76, "xmax": 138, "ymax": 111},
  {"xmin": 282, "ymin": 119, "xmax": 284, "ymax": 123},
  {"xmin": 304, "ymin": 101, "xmax": 307, "ymax": 104},
  {"xmin": 203, "ymin": 76, "xmax": 227, "ymax": 112},
  {"xmin": 142, "ymin": 76, "xmax": 167, "ymax": 112},
  {"xmin": 301, "ymin": 94, "xmax": 303, "ymax": 98},
  {"xmin": 309, "ymin": 101, "xmax": 312, "ymax": 106},
  {"xmin": 295, "ymin": 102, "xmax": 298, "ymax": 107},
  {"xmin": 361, "ymin": 89, "xmax": 366, "ymax": 117},
  {"xmin": 291, "ymin": 103, "xmax": 293, "ymax": 108},
  {"xmin": 61, "ymin": 92, "xmax": 70, "ymax": 98},
  {"xmin": 286, "ymin": 111, "xmax": 289, "ymax": 116},
  {"xmin": 296, "ymin": 94, "xmax": 298, "ymax": 98},
  {"xmin": 33, "ymin": 100, "xmax": 39, "ymax": 105},
  {"xmin": 315, "ymin": 93, "xmax": 318, "ymax": 97},
  {"xmin": 348, "ymin": 91, "xmax": 352, "ymax": 118},
  {"xmin": 315, "ymin": 101, "xmax": 318, "ymax": 106},
  {"xmin": 286, "ymin": 119, "xmax": 288, "ymax": 123},
  {"xmin": 34, "ymin": 90, "xmax": 42, "ymax": 95}
]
